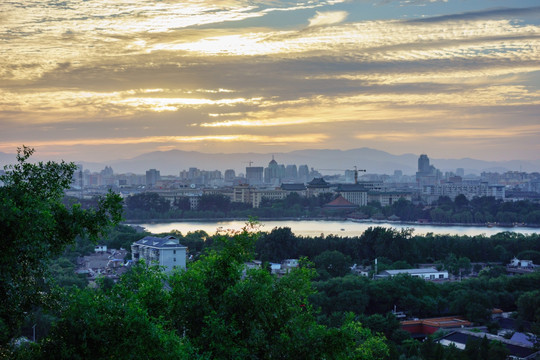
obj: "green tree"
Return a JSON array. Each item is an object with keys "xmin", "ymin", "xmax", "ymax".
[
  {"xmin": 0, "ymin": 147, "xmax": 122, "ymax": 346},
  {"xmin": 198, "ymin": 193, "xmax": 231, "ymax": 212},
  {"xmin": 168, "ymin": 224, "xmax": 388, "ymax": 359},
  {"xmin": 314, "ymin": 250, "xmax": 353, "ymax": 279},
  {"xmin": 126, "ymin": 192, "xmax": 170, "ymax": 212},
  {"xmin": 256, "ymin": 227, "xmax": 298, "ymax": 262},
  {"xmin": 36, "ymin": 265, "xmax": 196, "ymax": 360},
  {"xmin": 174, "ymin": 196, "xmax": 191, "ymax": 211}
]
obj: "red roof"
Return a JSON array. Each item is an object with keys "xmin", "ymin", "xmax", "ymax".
[{"xmin": 324, "ymin": 196, "xmax": 357, "ymax": 208}]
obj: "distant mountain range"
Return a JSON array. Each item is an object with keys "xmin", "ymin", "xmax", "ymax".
[{"xmin": 1, "ymin": 148, "xmax": 540, "ymax": 176}]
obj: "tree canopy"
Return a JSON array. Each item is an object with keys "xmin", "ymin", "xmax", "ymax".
[{"xmin": 0, "ymin": 147, "xmax": 123, "ymax": 347}]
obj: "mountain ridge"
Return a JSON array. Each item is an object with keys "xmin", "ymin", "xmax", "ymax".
[{"xmin": 1, "ymin": 149, "xmax": 539, "ymax": 176}]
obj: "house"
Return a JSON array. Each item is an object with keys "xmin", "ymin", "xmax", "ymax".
[
  {"xmin": 509, "ymin": 257, "xmax": 535, "ymax": 269},
  {"xmin": 436, "ymin": 329, "xmax": 539, "ymax": 359},
  {"xmin": 269, "ymin": 259, "xmax": 300, "ymax": 276},
  {"xmin": 131, "ymin": 236, "xmax": 187, "ymax": 273},
  {"xmin": 377, "ymin": 267, "xmax": 448, "ymax": 281},
  {"xmin": 77, "ymin": 248, "xmax": 128, "ymax": 281},
  {"xmin": 94, "ymin": 245, "xmax": 107, "ymax": 252},
  {"xmin": 507, "ymin": 257, "xmax": 537, "ymax": 275}
]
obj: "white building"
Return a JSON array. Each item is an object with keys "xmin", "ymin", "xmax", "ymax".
[
  {"xmin": 131, "ymin": 236, "xmax": 187, "ymax": 273},
  {"xmin": 422, "ymin": 182, "xmax": 505, "ymax": 204},
  {"xmin": 378, "ymin": 268, "xmax": 448, "ymax": 281}
]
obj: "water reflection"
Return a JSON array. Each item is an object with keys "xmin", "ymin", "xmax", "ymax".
[{"xmin": 135, "ymin": 220, "xmax": 539, "ymax": 237}]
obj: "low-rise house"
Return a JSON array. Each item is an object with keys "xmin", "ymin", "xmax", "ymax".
[
  {"xmin": 77, "ymin": 248, "xmax": 128, "ymax": 281},
  {"xmin": 377, "ymin": 267, "xmax": 448, "ymax": 281},
  {"xmin": 268, "ymin": 259, "xmax": 300, "ymax": 276},
  {"xmin": 509, "ymin": 257, "xmax": 535, "ymax": 269},
  {"xmin": 131, "ymin": 236, "xmax": 187, "ymax": 273},
  {"xmin": 507, "ymin": 257, "xmax": 538, "ymax": 275},
  {"xmin": 94, "ymin": 245, "xmax": 107, "ymax": 253}
]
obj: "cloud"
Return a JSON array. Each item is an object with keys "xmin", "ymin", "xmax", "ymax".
[
  {"xmin": 406, "ymin": 6, "xmax": 540, "ymax": 23},
  {"xmin": 308, "ymin": 11, "xmax": 348, "ymax": 27},
  {"xmin": 1, "ymin": 0, "xmax": 540, "ymax": 162}
]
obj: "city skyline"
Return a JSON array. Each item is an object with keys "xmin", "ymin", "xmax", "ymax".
[{"xmin": 1, "ymin": 1, "xmax": 540, "ymax": 163}]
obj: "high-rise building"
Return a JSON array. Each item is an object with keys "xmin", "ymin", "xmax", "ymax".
[
  {"xmin": 264, "ymin": 156, "xmax": 281, "ymax": 184},
  {"xmin": 146, "ymin": 168, "xmax": 161, "ymax": 187},
  {"xmin": 285, "ymin": 165, "xmax": 298, "ymax": 180},
  {"xmin": 416, "ymin": 154, "xmax": 440, "ymax": 188},
  {"xmin": 224, "ymin": 169, "xmax": 236, "ymax": 181},
  {"xmin": 298, "ymin": 165, "xmax": 309, "ymax": 183},
  {"xmin": 418, "ymin": 154, "xmax": 430, "ymax": 174},
  {"xmin": 246, "ymin": 166, "xmax": 263, "ymax": 185}
]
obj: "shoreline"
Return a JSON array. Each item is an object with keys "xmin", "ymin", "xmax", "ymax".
[{"xmin": 122, "ymin": 217, "xmax": 540, "ymax": 230}]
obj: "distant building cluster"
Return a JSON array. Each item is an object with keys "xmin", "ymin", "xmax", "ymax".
[{"xmin": 65, "ymin": 153, "xmax": 540, "ymax": 210}]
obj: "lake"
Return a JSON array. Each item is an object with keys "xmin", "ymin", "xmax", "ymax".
[{"xmin": 134, "ymin": 220, "xmax": 540, "ymax": 237}]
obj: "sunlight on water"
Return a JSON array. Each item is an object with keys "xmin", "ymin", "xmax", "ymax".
[{"xmin": 135, "ymin": 220, "xmax": 539, "ymax": 237}]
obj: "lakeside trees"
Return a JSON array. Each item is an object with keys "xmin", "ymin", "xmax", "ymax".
[{"xmin": 122, "ymin": 188, "xmax": 540, "ymax": 226}]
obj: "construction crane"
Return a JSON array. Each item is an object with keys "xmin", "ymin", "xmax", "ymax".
[
  {"xmin": 242, "ymin": 161, "xmax": 254, "ymax": 167},
  {"xmin": 317, "ymin": 166, "xmax": 366, "ymax": 184}
]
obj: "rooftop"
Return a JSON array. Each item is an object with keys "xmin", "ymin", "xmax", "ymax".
[
  {"xmin": 134, "ymin": 236, "xmax": 187, "ymax": 248},
  {"xmin": 324, "ymin": 196, "xmax": 357, "ymax": 208},
  {"xmin": 280, "ymin": 183, "xmax": 307, "ymax": 191},
  {"xmin": 384, "ymin": 268, "xmax": 445, "ymax": 275}
]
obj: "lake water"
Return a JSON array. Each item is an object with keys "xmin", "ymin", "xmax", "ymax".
[{"xmin": 135, "ymin": 220, "xmax": 539, "ymax": 237}]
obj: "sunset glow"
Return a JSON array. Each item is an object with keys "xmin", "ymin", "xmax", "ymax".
[{"xmin": 1, "ymin": 0, "xmax": 539, "ymax": 162}]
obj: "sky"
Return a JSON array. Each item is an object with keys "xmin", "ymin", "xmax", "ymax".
[{"xmin": 1, "ymin": 0, "xmax": 539, "ymax": 163}]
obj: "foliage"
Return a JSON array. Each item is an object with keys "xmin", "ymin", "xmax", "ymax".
[
  {"xmin": 314, "ymin": 250, "xmax": 353, "ymax": 279},
  {"xmin": 0, "ymin": 147, "xmax": 123, "ymax": 346},
  {"xmin": 168, "ymin": 223, "xmax": 389, "ymax": 359},
  {"xmin": 125, "ymin": 192, "xmax": 170, "ymax": 212},
  {"xmin": 35, "ymin": 265, "xmax": 196, "ymax": 360}
]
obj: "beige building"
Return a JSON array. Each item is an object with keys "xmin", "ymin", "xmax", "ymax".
[
  {"xmin": 335, "ymin": 184, "xmax": 368, "ymax": 206},
  {"xmin": 252, "ymin": 189, "xmax": 287, "ymax": 208},
  {"xmin": 368, "ymin": 191, "xmax": 413, "ymax": 206}
]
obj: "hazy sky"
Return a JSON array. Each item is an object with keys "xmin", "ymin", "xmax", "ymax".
[{"xmin": 1, "ymin": 0, "xmax": 539, "ymax": 163}]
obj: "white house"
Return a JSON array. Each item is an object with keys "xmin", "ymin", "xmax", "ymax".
[
  {"xmin": 378, "ymin": 268, "xmax": 448, "ymax": 281},
  {"xmin": 131, "ymin": 236, "xmax": 187, "ymax": 273},
  {"xmin": 94, "ymin": 245, "xmax": 107, "ymax": 252},
  {"xmin": 509, "ymin": 257, "xmax": 535, "ymax": 269}
]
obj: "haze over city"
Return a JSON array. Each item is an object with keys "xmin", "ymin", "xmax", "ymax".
[{"xmin": 1, "ymin": 0, "xmax": 540, "ymax": 163}]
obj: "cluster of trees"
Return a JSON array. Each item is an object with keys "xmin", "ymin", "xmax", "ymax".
[
  {"xmin": 123, "ymin": 192, "xmax": 337, "ymax": 220},
  {"xmin": 255, "ymin": 226, "xmax": 540, "ymax": 267},
  {"xmin": 359, "ymin": 195, "xmax": 540, "ymax": 225},
  {"xmin": 311, "ymin": 270, "xmax": 540, "ymax": 324}
]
